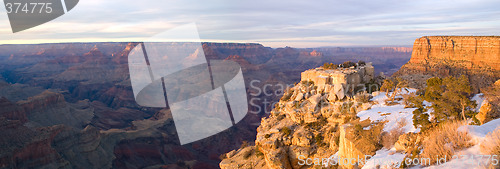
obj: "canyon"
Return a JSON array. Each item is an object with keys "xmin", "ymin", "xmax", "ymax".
[{"xmin": 0, "ymin": 42, "xmax": 411, "ymax": 168}]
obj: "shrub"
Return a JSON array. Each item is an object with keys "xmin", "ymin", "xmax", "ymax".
[
  {"xmin": 255, "ymin": 146, "xmax": 264, "ymax": 157},
  {"xmin": 240, "ymin": 140, "xmax": 250, "ymax": 149},
  {"xmin": 305, "ymin": 116, "xmax": 327, "ymax": 130},
  {"xmin": 342, "ymin": 61, "xmax": 356, "ymax": 68},
  {"xmin": 384, "ymin": 100, "xmax": 399, "ymax": 106},
  {"xmin": 339, "ymin": 102, "xmax": 354, "ymax": 114},
  {"xmin": 281, "ymin": 127, "xmax": 291, "ymax": 136},
  {"xmin": 420, "ymin": 121, "xmax": 473, "ymax": 166},
  {"xmin": 354, "ymin": 124, "xmax": 363, "ymax": 134},
  {"xmin": 355, "ymin": 93, "xmax": 372, "ymax": 103},
  {"xmin": 323, "ymin": 62, "xmax": 337, "ymax": 69},
  {"xmin": 480, "ymin": 127, "xmax": 500, "ymax": 156},
  {"xmin": 219, "ymin": 153, "xmax": 227, "ymax": 160},
  {"xmin": 277, "ymin": 114, "xmax": 285, "ymax": 121},
  {"xmin": 413, "ymin": 108, "xmax": 431, "ymax": 131},
  {"xmin": 358, "ymin": 60, "xmax": 366, "ymax": 66},
  {"xmin": 280, "ymin": 91, "xmax": 293, "ymax": 101},
  {"xmin": 242, "ymin": 148, "xmax": 253, "ymax": 159},
  {"xmin": 301, "ymin": 80, "xmax": 314, "ymax": 86},
  {"xmin": 315, "ymin": 134, "xmax": 325, "ymax": 147},
  {"xmin": 293, "ymin": 102, "xmax": 301, "ymax": 108}
]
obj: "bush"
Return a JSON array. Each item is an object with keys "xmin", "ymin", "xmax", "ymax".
[
  {"xmin": 420, "ymin": 121, "xmax": 473, "ymax": 166},
  {"xmin": 240, "ymin": 140, "xmax": 250, "ymax": 149},
  {"xmin": 315, "ymin": 134, "xmax": 326, "ymax": 147},
  {"xmin": 355, "ymin": 93, "xmax": 372, "ymax": 103},
  {"xmin": 339, "ymin": 102, "xmax": 354, "ymax": 114},
  {"xmin": 384, "ymin": 100, "xmax": 399, "ymax": 106},
  {"xmin": 413, "ymin": 108, "xmax": 431, "ymax": 131},
  {"xmin": 293, "ymin": 102, "xmax": 301, "ymax": 108},
  {"xmin": 342, "ymin": 61, "xmax": 356, "ymax": 68},
  {"xmin": 323, "ymin": 62, "xmax": 337, "ymax": 69},
  {"xmin": 480, "ymin": 127, "xmax": 500, "ymax": 156},
  {"xmin": 255, "ymin": 146, "xmax": 264, "ymax": 157},
  {"xmin": 219, "ymin": 153, "xmax": 227, "ymax": 160},
  {"xmin": 280, "ymin": 91, "xmax": 293, "ymax": 101},
  {"xmin": 354, "ymin": 124, "xmax": 363, "ymax": 134},
  {"xmin": 281, "ymin": 127, "xmax": 291, "ymax": 136},
  {"xmin": 358, "ymin": 60, "xmax": 366, "ymax": 66},
  {"xmin": 242, "ymin": 149, "xmax": 253, "ymax": 159},
  {"xmin": 301, "ymin": 80, "xmax": 314, "ymax": 86}
]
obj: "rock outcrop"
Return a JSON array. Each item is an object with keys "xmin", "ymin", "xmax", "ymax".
[
  {"xmin": 394, "ymin": 36, "xmax": 500, "ymax": 91},
  {"xmin": 220, "ymin": 66, "xmax": 380, "ymax": 169},
  {"xmin": 477, "ymin": 80, "xmax": 500, "ymax": 124},
  {"xmin": 0, "ymin": 97, "xmax": 27, "ymax": 122}
]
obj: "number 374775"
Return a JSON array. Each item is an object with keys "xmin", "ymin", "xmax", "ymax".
[{"xmin": 5, "ymin": 3, "xmax": 53, "ymax": 14}]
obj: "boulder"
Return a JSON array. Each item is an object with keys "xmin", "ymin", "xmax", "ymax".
[
  {"xmin": 308, "ymin": 94, "xmax": 321, "ymax": 107},
  {"xmin": 294, "ymin": 93, "xmax": 304, "ymax": 101},
  {"xmin": 332, "ymin": 84, "xmax": 345, "ymax": 100},
  {"xmin": 476, "ymin": 100, "xmax": 499, "ymax": 125}
]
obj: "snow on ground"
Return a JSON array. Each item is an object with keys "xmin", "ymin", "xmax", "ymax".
[
  {"xmin": 356, "ymin": 90, "xmax": 500, "ymax": 169},
  {"xmin": 362, "ymin": 148, "xmax": 406, "ymax": 169},
  {"xmin": 467, "ymin": 118, "xmax": 500, "ymax": 141},
  {"xmin": 423, "ymin": 118, "xmax": 500, "ymax": 169},
  {"xmin": 357, "ymin": 89, "xmax": 419, "ymax": 133},
  {"xmin": 472, "ymin": 93, "xmax": 485, "ymax": 112}
]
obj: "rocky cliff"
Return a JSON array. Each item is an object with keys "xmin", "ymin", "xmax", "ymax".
[
  {"xmin": 394, "ymin": 36, "xmax": 500, "ymax": 91},
  {"xmin": 220, "ymin": 71, "xmax": 383, "ymax": 169}
]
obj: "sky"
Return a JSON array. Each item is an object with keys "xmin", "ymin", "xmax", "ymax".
[{"xmin": 0, "ymin": 0, "xmax": 499, "ymax": 48}]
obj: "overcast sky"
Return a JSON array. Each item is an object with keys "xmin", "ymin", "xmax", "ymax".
[{"xmin": 1, "ymin": 0, "xmax": 499, "ymax": 47}]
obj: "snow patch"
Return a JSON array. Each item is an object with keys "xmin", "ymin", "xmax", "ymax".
[
  {"xmin": 471, "ymin": 93, "xmax": 485, "ymax": 112},
  {"xmin": 362, "ymin": 149, "xmax": 406, "ymax": 169},
  {"xmin": 357, "ymin": 103, "xmax": 418, "ymax": 133}
]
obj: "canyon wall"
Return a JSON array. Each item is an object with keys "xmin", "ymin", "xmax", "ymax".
[{"xmin": 395, "ymin": 36, "xmax": 500, "ymax": 91}]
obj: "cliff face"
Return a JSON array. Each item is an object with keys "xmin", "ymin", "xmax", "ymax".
[{"xmin": 395, "ymin": 36, "xmax": 500, "ymax": 90}]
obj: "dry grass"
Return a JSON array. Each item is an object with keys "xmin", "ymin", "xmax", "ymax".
[
  {"xmin": 420, "ymin": 121, "xmax": 473, "ymax": 166},
  {"xmin": 381, "ymin": 119, "xmax": 406, "ymax": 149},
  {"xmin": 480, "ymin": 127, "xmax": 500, "ymax": 155}
]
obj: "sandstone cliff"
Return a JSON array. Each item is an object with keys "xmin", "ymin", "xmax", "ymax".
[{"xmin": 394, "ymin": 36, "xmax": 500, "ymax": 91}]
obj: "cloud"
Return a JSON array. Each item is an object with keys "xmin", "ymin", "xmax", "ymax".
[{"xmin": 0, "ymin": 0, "xmax": 499, "ymax": 47}]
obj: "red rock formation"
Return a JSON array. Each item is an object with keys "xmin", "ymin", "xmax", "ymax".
[
  {"xmin": 0, "ymin": 97, "xmax": 27, "ymax": 122},
  {"xmin": 11, "ymin": 126, "xmax": 67, "ymax": 169},
  {"xmin": 395, "ymin": 36, "xmax": 500, "ymax": 90},
  {"xmin": 309, "ymin": 50, "xmax": 322, "ymax": 56},
  {"xmin": 0, "ymin": 122, "xmax": 68, "ymax": 169},
  {"xmin": 17, "ymin": 90, "xmax": 66, "ymax": 114}
]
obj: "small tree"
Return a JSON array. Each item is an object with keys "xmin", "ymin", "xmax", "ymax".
[
  {"xmin": 442, "ymin": 75, "xmax": 476, "ymax": 121},
  {"xmin": 342, "ymin": 61, "xmax": 356, "ymax": 68},
  {"xmin": 380, "ymin": 79, "xmax": 395, "ymax": 97},
  {"xmin": 380, "ymin": 78, "xmax": 408, "ymax": 100},
  {"xmin": 424, "ymin": 76, "xmax": 477, "ymax": 122},
  {"xmin": 358, "ymin": 60, "xmax": 366, "ymax": 66}
]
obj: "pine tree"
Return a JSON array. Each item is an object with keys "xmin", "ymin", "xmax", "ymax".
[{"xmin": 423, "ymin": 76, "xmax": 477, "ymax": 122}]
